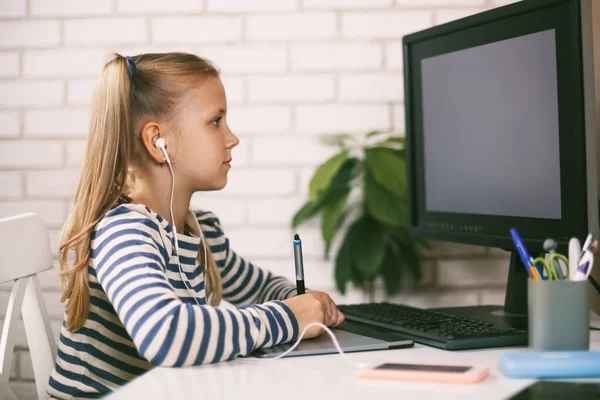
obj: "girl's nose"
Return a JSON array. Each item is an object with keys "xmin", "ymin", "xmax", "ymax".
[{"xmin": 227, "ymin": 127, "xmax": 240, "ymax": 148}]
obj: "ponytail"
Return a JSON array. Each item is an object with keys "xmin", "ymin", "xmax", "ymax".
[{"xmin": 59, "ymin": 55, "xmax": 132, "ymax": 331}]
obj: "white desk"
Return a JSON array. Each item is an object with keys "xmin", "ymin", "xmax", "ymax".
[{"xmin": 106, "ymin": 331, "xmax": 600, "ymax": 400}]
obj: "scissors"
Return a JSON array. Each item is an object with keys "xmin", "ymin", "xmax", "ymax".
[{"xmin": 531, "ymin": 253, "xmax": 569, "ymax": 280}]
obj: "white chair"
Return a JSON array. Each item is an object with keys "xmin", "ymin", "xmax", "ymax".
[{"xmin": 0, "ymin": 213, "xmax": 57, "ymax": 400}]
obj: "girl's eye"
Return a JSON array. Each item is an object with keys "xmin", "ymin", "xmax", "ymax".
[{"xmin": 212, "ymin": 117, "xmax": 222, "ymax": 127}]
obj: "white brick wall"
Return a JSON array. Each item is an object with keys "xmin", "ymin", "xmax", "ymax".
[
  {"xmin": 296, "ymin": 104, "xmax": 390, "ymax": 134},
  {"xmin": 392, "ymin": 104, "xmax": 406, "ymax": 133},
  {"xmin": 0, "ymin": 172, "xmax": 23, "ymax": 198},
  {"xmin": 200, "ymin": 45, "xmax": 287, "ymax": 73},
  {"xmin": 26, "ymin": 170, "xmax": 79, "ymax": 198},
  {"xmin": 247, "ymin": 198, "xmax": 305, "ymax": 225},
  {"xmin": 0, "ymin": 0, "xmax": 26, "ymax": 17},
  {"xmin": 339, "ymin": 73, "xmax": 404, "ymax": 102},
  {"xmin": 152, "ymin": 17, "xmax": 242, "ymax": 44},
  {"xmin": 67, "ymin": 79, "xmax": 97, "ymax": 105},
  {"xmin": 0, "ymin": 53, "xmax": 19, "ymax": 77},
  {"xmin": 224, "ymin": 168, "xmax": 296, "ymax": 196},
  {"xmin": 246, "ymin": 13, "xmax": 337, "ymax": 41},
  {"xmin": 0, "ymin": 0, "xmax": 520, "ymax": 394},
  {"xmin": 435, "ymin": 8, "xmax": 483, "ymax": 24},
  {"xmin": 0, "ymin": 81, "xmax": 64, "ymax": 106},
  {"xmin": 397, "ymin": 0, "xmax": 487, "ymax": 6},
  {"xmin": 220, "ymin": 75, "xmax": 244, "ymax": 104},
  {"xmin": 341, "ymin": 12, "xmax": 432, "ymax": 38},
  {"xmin": 65, "ymin": 140, "xmax": 87, "ymax": 166},
  {"xmin": 64, "ymin": 18, "xmax": 148, "ymax": 45},
  {"xmin": 0, "ymin": 141, "xmax": 63, "ymax": 168},
  {"xmin": 30, "ymin": 0, "xmax": 113, "ymax": 17},
  {"xmin": 251, "ymin": 137, "xmax": 336, "ymax": 165},
  {"xmin": 207, "ymin": 0, "xmax": 298, "ymax": 13},
  {"xmin": 291, "ymin": 43, "xmax": 383, "ymax": 71},
  {"xmin": 24, "ymin": 49, "xmax": 106, "ymax": 78},
  {"xmin": 118, "ymin": 0, "xmax": 204, "ymax": 14},
  {"xmin": 248, "ymin": 75, "xmax": 335, "ymax": 103},
  {"xmin": 227, "ymin": 105, "xmax": 291, "ymax": 135},
  {"xmin": 25, "ymin": 109, "xmax": 90, "ymax": 137},
  {"xmin": 0, "ymin": 112, "xmax": 20, "ymax": 138},
  {"xmin": 303, "ymin": 0, "xmax": 393, "ymax": 9},
  {"xmin": 385, "ymin": 42, "xmax": 404, "ymax": 71},
  {"xmin": 0, "ymin": 21, "xmax": 60, "ymax": 48}
]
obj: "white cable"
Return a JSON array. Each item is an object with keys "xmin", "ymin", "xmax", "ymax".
[
  {"xmin": 163, "ymin": 149, "xmax": 202, "ymax": 308},
  {"xmin": 241, "ymin": 322, "xmax": 371, "ymax": 369}
]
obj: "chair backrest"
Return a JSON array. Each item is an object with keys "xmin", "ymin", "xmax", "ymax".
[{"xmin": 0, "ymin": 213, "xmax": 57, "ymax": 400}]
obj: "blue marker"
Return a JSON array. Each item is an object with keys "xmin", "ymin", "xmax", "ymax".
[{"xmin": 510, "ymin": 228, "xmax": 539, "ymax": 278}]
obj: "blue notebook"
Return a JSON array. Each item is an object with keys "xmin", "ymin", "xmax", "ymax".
[{"xmin": 499, "ymin": 351, "xmax": 600, "ymax": 379}]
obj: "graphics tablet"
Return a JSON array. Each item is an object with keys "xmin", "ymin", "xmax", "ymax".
[{"xmin": 251, "ymin": 320, "xmax": 414, "ymax": 358}]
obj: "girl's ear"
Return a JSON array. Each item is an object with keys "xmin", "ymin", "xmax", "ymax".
[{"xmin": 140, "ymin": 121, "xmax": 167, "ymax": 164}]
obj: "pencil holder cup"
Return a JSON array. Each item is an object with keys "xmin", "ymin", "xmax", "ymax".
[{"xmin": 528, "ymin": 279, "xmax": 589, "ymax": 351}]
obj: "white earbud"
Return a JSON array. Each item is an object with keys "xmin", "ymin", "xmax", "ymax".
[
  {"xmin": 154, "ymin": 137, "xmax": 166, "ymax": 149},
  {"xmin": 154, "ymin": 137, "xmax": 170, "ymax": 164}
]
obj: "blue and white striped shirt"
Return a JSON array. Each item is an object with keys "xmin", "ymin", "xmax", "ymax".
[{"xmin": 47, "ymin": 203, "xmax": 299, "ymax": 399}]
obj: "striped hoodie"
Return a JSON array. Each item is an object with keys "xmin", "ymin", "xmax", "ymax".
[{"xmin": 47, "ymin": 202, "xmax": 299, "ymax": 399}]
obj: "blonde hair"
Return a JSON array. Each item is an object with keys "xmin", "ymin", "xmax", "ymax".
[{"xmin": 59, "ymin": 53, "xmax": 223, "ymax": 332}]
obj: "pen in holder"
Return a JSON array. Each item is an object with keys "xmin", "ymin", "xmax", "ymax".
[{"xmin": 528, "ymin": 279, "xmax": 589, "ymax": 351}]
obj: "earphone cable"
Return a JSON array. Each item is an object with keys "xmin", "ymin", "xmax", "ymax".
[{"xmin": 163, "ymin": 150, "xmax": 202, "ymax": 308}]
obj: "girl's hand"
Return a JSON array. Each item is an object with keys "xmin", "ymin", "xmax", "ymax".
[{"xmin": 282, "ymin": 291, "xmax": 345, "ymax": 339}]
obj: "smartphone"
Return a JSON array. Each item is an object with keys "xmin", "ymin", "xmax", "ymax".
[{"xmin": 357, "ymin": 362, "xmax": 489, "ymax": 383}]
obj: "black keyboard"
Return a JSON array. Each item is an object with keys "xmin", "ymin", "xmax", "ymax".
[{"xmin": 337, "ymin": 302, "xmax": 527, "ymax": 350}]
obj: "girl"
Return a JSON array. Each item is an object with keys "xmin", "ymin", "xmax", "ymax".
[{"xmin": 48, "ymin": 53, "xmax": 345, "ymax": 399}]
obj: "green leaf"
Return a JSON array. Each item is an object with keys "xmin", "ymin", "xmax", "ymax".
[
  {"xmin": 394, "ymin": 148, "xmax": 405, "ymax": 159},
  {"xmin": 383, "ymin": 224, "xmax": 422, "ymax": 282},
  {"xmin": 323, "ymin": 202, "xmax": 361, "ymax": 260},
  {"xmin": 334, "ymin": 228, "xmax": 354, "ymax": 295},
  {"xmin": 417, "ymin": 238, "xmax": 432, "ymax": 250},
  {"xmin": 349, "ymin": 262, "xmax": 364, "ymax": 286},
  {"xmin": 366, "ymin": 130, "xmax": 384, "ymax": 138},
  {"xmin": 364, "ymin": 171, "xmax": 408, "ymax": 227},
  {"xmin": 395, "ymin": 239, "xmax": 422, "ymax": 282},
  {"xmin": 321, "ymin": 189, "xmax": 350, "ymax": 251},
  {"xmin": 291, "ymin": 201, "xmax": 321, "ymax": 229},
  {"xmin": 327, "ymin": 157, "xmax": 359, "ymax": 192},
  {"xmin": 375, "ymin": 136, "xmax": 405, "ymax": 146},
  {"xmin": 364, "ymin": 147, "xmax": 406, "ymax": 199},
  {"xmin": 350, "ymin": 216, "xmax": 386, "ymax": 281},
  {"xmin": 309, "ymin": 151, "xmax": 349, "ymax": 202},
  {"xmin": 385, "ymin": 224, "xmax": 411, "ymax": 243},
  {"xmin": 321, "ymin": 197, "xmax": 362, "ymax": 261},
  {"xmin": 380, "ymin": 242, "xmax": 404, "ymax": 295},
  {"xmin": 292, "ymin": 158, "xmax": 358, "ymax": 233}
]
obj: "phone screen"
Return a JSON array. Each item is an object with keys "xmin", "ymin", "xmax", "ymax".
[{"xmin": 374, "ymin": 363, "xmax": 472, "ymax": 373}]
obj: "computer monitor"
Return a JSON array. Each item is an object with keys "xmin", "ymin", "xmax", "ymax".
[{"xmin": 403, "ymin": 0, "xmax": 600, "ymax": 323}]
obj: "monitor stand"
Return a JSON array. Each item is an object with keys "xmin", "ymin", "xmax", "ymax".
[{"xmin": 427, "ymin": 251, "xmax": 529, "ymax": 330}]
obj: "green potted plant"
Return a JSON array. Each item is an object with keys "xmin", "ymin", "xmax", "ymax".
[{"xmin": 291, "ymin": 131, "xmax": 427, "ymax": 299}]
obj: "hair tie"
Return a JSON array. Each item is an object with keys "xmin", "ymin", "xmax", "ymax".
[{"xmin": 125, "ymin": 56, "xmax": 136, "ymax": 78}]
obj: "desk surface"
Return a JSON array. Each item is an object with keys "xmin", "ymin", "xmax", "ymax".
[{"xmin": 106, "ymin": 331, "xmax": 600, "ymax": 400}]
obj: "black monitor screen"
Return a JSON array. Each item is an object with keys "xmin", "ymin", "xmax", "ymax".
[
  {"xmin": 421, "ymin": 29, "xmax": 561, "ymax": 220},
  {"xmin": 404, "ymin": 0, "xmax": 590, "ymax": 249}
]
